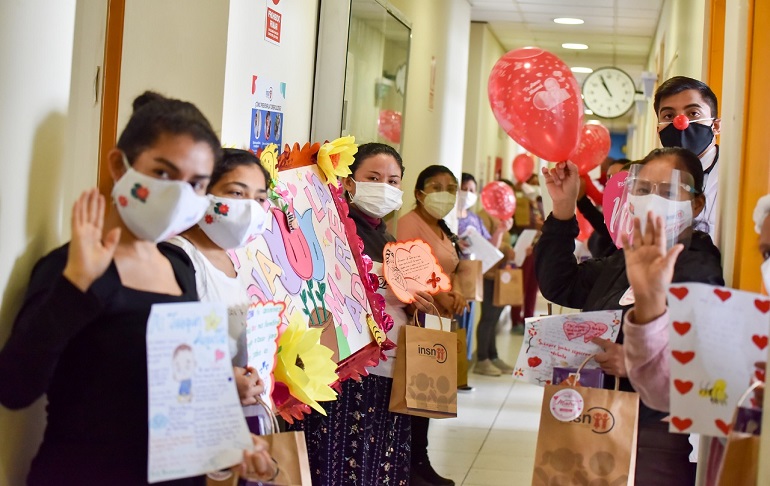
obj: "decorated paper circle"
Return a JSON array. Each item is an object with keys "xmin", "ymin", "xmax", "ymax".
[{"xmin": 550, "ymin": 388, "xmax": 585, "ymax": 422}]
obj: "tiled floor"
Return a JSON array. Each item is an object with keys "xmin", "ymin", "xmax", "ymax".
[{"xmin": 427, "ymin": 331, "xmax": 544, "ymax": 486}]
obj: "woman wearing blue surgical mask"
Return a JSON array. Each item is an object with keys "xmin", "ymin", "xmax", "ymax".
[
  {"xmin": 0, "ymin": 92, "xmax": 275, "ymax": 485},
  {"xmin": 170, "ymin": 149, "xmax": 271, "ymax": 432},
  {"xmin": 290, "ymin": 143, "xmax": 433, "ymax": 485},
  {"xmin": 535, "ymin": 147, "xmax": 724, "ymax": 486}
]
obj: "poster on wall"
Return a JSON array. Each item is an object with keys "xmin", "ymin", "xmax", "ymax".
[
  {"xmin": 264, "ymin": 0, "xmax": 282, "ymax": 46},
  {"xmin": 250, "ymin": 76, "xmax": 286, "ymax": 152}
]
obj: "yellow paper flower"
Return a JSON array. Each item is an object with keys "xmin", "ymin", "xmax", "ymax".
[
  {"xmin": 274, "ymin": 313, "xmax": 338, "ymax": 415},
  {"xmin": 317, "ymin": 136, "xmax": 358, "ymax": 185},
  {"xmin": 260, "ymin": 143, "xmax": 280, "ymax": 186}
]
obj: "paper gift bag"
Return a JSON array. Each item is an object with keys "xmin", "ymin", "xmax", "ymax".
[
  {"xmin": 389, "ymin": 317, "xmax": 457, "ymax": 419},
  {"xmin": 493, "ymin": 267, "xmax": 523, "ymax": 307},
  {"xmin": 455, "ymin": 327, "xmax": 469, "ymax": 388},
  {"xmin": 716, "ymin": 382, "xmax": 763, "ymax": 486},
  {"xmin": 532, "ymin": 374, "xmax": 639, "ymax": 486},
  {"xmin": 453, "ymin": 260, "xmax": 484, "ymax": 301}
]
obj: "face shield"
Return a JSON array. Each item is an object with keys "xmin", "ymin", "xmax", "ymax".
[{"xmin": 608, "ymin": 164, "xmax": 697, "ymax": 250}]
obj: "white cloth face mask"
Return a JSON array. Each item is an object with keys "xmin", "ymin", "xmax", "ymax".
[
  {"xmin": 458, "ymin": 190, "xmax": 478, "ymax": 210},
  {"xmin": 351, "ymin": 180, "xmax": 404, "ymax": 219},
  {"xmin": 112, "ymin": 155, "xmax": 210, "ymax": 243},
  {"xmin": 626, "ymin": 193, "xmax": 692, "ymax": 249},
  {"xmin": 199, "ymin": 195, "xmax": 269, "ymax": 249}
]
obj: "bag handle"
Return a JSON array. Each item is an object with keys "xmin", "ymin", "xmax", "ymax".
[
  {"xmin": 412, "ymin": 302, "xmax": 447, "ymax": 331},
  {"xmin": 727, "ymin": 381, "xmax": 765, "ymax": 428},
  {"xmin": 573, "ymin": 354, "xmax": 620, "ymax": 391},
  {"xmin": 255, "ymin": 396, "xmax": 282, "ymax": 435}
]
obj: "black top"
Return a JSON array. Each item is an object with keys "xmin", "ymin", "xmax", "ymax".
[
  {"xmin": 348, "ymin": 207, "xmax": 395, "ymax": 264},
  {"xmin": 0, "ymin": 243, "xmax": 204, "ymax": 486},
  {"xmin": 534, "ymin": 214, "xmax": 724, "ymax": 423}
]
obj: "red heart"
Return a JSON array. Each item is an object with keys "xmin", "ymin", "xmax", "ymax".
[
  {"xmin": 755, "ymin": 299, "xmax": 770, "ymax": 314},
  {"xmin": 756, "ymin": 369, "xmax": 766, "ymax": 382},
  {"xmin": 752, "ymin": 335, "xmax": 768, "ymax": 350},
  {"xmin": 671, "ymin": 417, "xmax": 693, "ymax": 431},
  {"xmin": 528, "ymin": 356, "xmax": 542, "ymax": 368},
  {"xmin": 674, "ymin": 380, "xmax": 694, "ymax": 394},
  {"xmin": 672, "ymin": 321, "xmax": 691, "ymax": 336},
  {"xmin": 670, "ymin": 287, "xmax": 689, "ymax": 300},
  {"xmin": 715, "ymin": 419, "xmax": 731, "ymax": 435},
  {"xmin": 672, "ymin": 350, "xmax": 695, "ymax": 364},
  {"xmin": 714, "ymin": 289, "xmax": 732, "ymax": 302}
]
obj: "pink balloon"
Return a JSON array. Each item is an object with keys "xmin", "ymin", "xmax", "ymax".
[
  {"xmin": 602, "ymin": 171, "xmax": 631, "ymax": 248},
  {"xmin": 512, "ymin": 153, "xmax": 535, "ymax": 183},
  {"xmin": 570, "ymin": 123, "xmax": 611, "ymax": 175},
  {"xmin": 377, "ymin": 110, "xmax": 402, "ymax": 143},
  {"xmin": 488, "ymin": 47, "xmax": 584, "ymax": 162},
  {"xmin": 481, "ymin": 181, "xmax": 516, "ymax": 220}
]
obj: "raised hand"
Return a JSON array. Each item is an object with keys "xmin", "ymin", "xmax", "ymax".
[
  {"xmin": 622, "ymin": 213, "xmax": 683, "ymax": 324},
  {"xmin": 63, "ymin": 189, "xmax": 121, "ymax": 292},
  {"xmin": 541, "ymin": 161, "xmax": 580, "ymax": 220}
]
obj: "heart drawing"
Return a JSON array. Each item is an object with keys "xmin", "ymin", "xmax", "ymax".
[
  {"xmin": 672, "ymin": 321, "xmax": 691, "ymax": 336},
  {"xmin": 672, "ymin": 350, "xmax": 695, "ymax": 365},
  {"xmin": 674, "ymin": 380, "xmax": 694, "ymax": 395},
  {"xmin": 563, "ymin": 321, "xmax": 608, "ymax": 343},
  {"xmin": 754, "ymin": 299, "xmax": 770, "ymax": 314},
  {"xmin": 715, "ymin": 419, "xmax": 731, "ymax": 435},
  {"xmin": 215, "ymin": 349, "xmax": 225, "ymax": 362},
  {"xmin": 528, "ymin": 356, "xmax": 543, "ymax": 368},
  {"xmin": 752, "ymin": 335, "xmax": 768, "ymax": 350},
  {"xmin": 670, "ymin": 287, "xmax": 689, "ymax": 300},
  {"xmin": 713, "ymin": 289, "xmax": 732, "ymax": 302},
  {"xmin": 671, "ymin": 417, "xmax": 693, "ymax": 431}
]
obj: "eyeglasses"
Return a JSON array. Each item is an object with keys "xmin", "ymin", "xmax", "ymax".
[
  {"xmin": 629, "ymin": 180, "xmax": 696, "ymax": 201},
  {"xmin": 423, "ymin": 182, "xmax": 459, "ymax": 195}
]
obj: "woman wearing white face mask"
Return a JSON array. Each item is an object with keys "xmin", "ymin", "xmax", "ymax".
[
  {"xmin": 170, "ymin": 149, "xmax": 271, "ymax": 433},
  {"xmin": 290, "ymin": 143, "xmax": 434, "ymax": 485},
  {"xmin": 536, "ymin": 147, "xmax": 724, "ymax": 485},
  {"xmin": 0, "ymin": 92, "xmax": 276, "ymax": 485}
]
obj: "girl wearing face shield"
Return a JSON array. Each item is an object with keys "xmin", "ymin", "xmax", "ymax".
[
  {"xmin": 535, "ymin": 147, "xmax": 724, "ymax": 485},
  {"xmin": 169, "ymin": 149, "xmax": 273, "ymax": 436},
  {"xmin": 0, "ymin": 92, "xmax": 276, "ymax": 485},
  {"xmin": 289, "ymin": 143, "xmax": 434, "ymax": 485}
]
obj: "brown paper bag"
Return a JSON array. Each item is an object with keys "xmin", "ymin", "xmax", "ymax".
[
  {"xmin": 261, "ymin": 430, "xmax": 313, "ymax": 486},
  {"xmin": 453, "ymin": 260, "xmax": 483, "ymax": 301},
  {"xmin": 493, "ymin": 267, "xmax": 523, "ymax": 307},
  {"xmin": 532, "ymin": 380, "xmax": 639, "ymax": 486},
  {"xmin": 716, "ymin": 382, "xmax": 763, "ymax": 486},
  {"xmin": 455, "ymin": 327, "xmax": 469, "ymax": 388},
  {"xmin": 389, "ymin": 319, "xmax": 457, "ymax": 418}
]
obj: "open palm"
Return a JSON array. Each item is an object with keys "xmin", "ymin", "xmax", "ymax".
[{"xmin": 622, "ymin": 214, "xmax": 683, "ymax": 302}]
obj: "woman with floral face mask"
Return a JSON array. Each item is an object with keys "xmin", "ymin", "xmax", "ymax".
[
  {"xmin": 170, "ymin": 149, "xmax": 271, "ymax": 433},
  {"xmin": 0, "ymin": 92, "xmax": 276, "ymax": 485},
  {"xmin": 535, "ymin": 147, "xmax": 724, "ymax": 486},
  {"xmin": 289, "ymin": 143, "xmax": 433, "ymax": 485}
]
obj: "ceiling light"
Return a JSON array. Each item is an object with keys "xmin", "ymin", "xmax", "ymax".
[
  {"xmin": 571, "ymin": 67, "xmax": 593, "ymax": 74},
  {"xmin": 562, "ymin": 43, "xmax": 588, "ymax": 50},
  {"xmin": 554, "ymin": 18, "xmax": 584, "ymax": 25}
]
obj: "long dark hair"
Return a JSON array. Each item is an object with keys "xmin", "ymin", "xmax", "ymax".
[
  {"xmin": 414, "ymin": 165, "xmax": 461, "ymax": 253},
  {"xmin": 350, "ymin": 142, "xmax": 404, "ymax": 177}
]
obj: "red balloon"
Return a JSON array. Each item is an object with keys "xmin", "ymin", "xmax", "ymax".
[
  {"xmin": 570, "ymin": 123, "xmax": 611, "ymax": 175},
  {"xmin": 377, "ymin": 110, "xmax": 402, "ymax": 143},
  {"xmin": 481, "ymin": 181, "xmax": 516, "ymax": 220},
  {"xmin": 673, "ymin": 114, "xmax": 690, "ymax": 130},
  {"xmin": 488, "ymin": 47, "xmax": 584, "ymax": 162},
  {"xmin": 512, "ymin": 153, "xmax": 535, "ymax": 183}
]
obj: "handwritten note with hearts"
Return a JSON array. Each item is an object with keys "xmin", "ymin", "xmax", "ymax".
[
  {"xmin": 383, "ymin": 239, "xmax": 451, "ymax": 304},
  {"xmin": 513, "ymin": 310, "xmax": 621, "ymax": 386},
  {"xmin": 668, "ymin": 283, "xmax": 770, "ymax": 437}
]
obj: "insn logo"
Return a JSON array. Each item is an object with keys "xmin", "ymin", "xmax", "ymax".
[
  {"xmin": 573, "ymin": 406, "xmax": 615, "ymax": 434},
  {"xmin": 417, "ymin": 344, "xmax": 448, "ymax": 364}
]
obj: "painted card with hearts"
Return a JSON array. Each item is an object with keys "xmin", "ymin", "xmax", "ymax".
[
  {"xmin": 667, "ymin": 282, "xmax": 770, "ymax": 437},
  {"xmin": 246, "ymin": 301, "xmax": 284, "ymax": 405},
  {"xmin": 146, "ymin": 302, "xmax": 252, "ymax": 483},
  {"xmin": 513, "ymin": 310, "xmax": 622, "ymax": 385},
  {"xmin": 382, "ymin": 239, "xmax": 452, "ymax": 304}
]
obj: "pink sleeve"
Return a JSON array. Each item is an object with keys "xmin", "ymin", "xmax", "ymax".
[{"xmin": 623, "ymin": 309, "xmax": 671, "ymax": 412}]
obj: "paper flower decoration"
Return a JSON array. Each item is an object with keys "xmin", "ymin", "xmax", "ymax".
[
  {"xmin": 260, "ymin": 143, "xmax": 280, "ymax": 187},
  {"xmin": 274, "ymin": 313, "xmax": 338, "ymax": 415},
  {"xmin": 317, "ymin": 136, "xmax": 358, "ymax": 185}
]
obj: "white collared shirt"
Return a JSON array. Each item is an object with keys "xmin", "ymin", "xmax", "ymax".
[{"xmin": 696, "ymin": 145, "xmax": 719, "ymax": 246}]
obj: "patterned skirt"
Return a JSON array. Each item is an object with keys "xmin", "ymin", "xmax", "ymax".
[{"xmin": 289, "ymin": 374, "xmax": 411, "ymax": 485}]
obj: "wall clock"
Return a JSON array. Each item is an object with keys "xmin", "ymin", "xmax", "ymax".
[{"xmin": 582, "ymin": 67, "xmax": 636, "ymax": 119}]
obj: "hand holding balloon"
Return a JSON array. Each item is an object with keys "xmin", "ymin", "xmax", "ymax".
[{"xmin": 542, "ymin": 161, "xmax": 580, "ymax": 220}]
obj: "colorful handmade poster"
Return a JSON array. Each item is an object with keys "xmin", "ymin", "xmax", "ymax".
[
  {"xmin": 245, "ymin": 301, "xmax": 284, "ymax": 403},
  {"xmin": 231, "ymin": 139, "xmax": 388, "ymax": 421},
  {"xmin": 513, "ymin": 310, "xmax": 622, "ymax": 385},
  {"xmin": 382, "ymin": 239, "xmax": 452, "ymax": 304},
  {"xmin": 146, "ymin": 302, "xmax": 252, "ymax": 483},
  {"xmin": 667, "ymin": 283, "xmax": 770, "ymax": 437}
]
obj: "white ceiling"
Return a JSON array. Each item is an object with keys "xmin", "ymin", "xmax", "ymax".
[{"xmin": 469, "ymin": 0, "xmax": 664, "ymax": 130}]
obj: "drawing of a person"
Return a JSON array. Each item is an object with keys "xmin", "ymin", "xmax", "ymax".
[{"xmin": 172, "ymin": 344, "xmax": 195, "ymax": 403}]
